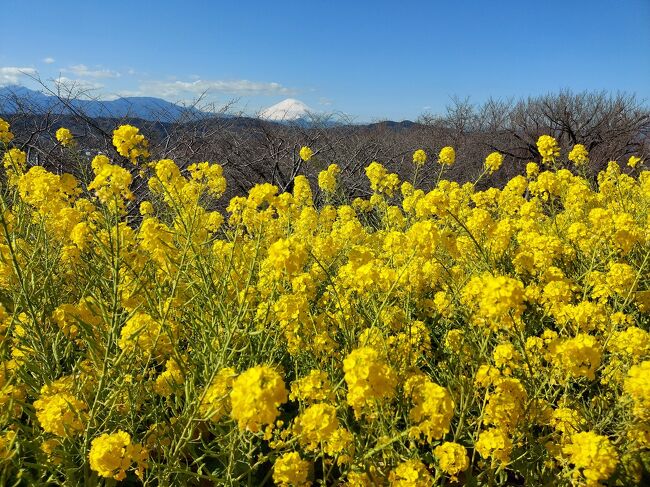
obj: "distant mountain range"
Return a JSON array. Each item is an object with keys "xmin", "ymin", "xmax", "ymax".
[
  {"xmin": 0, "ymin": 86, "xmax": 409, "ymax": 128},
  {"xmin": 0, "ymin": 85, "xmax": 207, "ymax": 122}
]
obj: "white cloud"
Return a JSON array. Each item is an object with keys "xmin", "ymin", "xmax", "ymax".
[
  {"xmin": 54, "ymin": 76, "xmax": 105, "ymax": 96},
  {"xmin": 107, "ymin": 89, "xmax": 143, "ymax": 99},
  {"xmin": 0, "ymin": 67, "xmax": 37, "ymax": 86},
  {"xmin": 43, "ymin": 57, "xmax": 56, "ymax": 64},
  {"xmin": 139, "ymin": 78, "xmax": 295, "ymax": 100},
  {"xmin": 64, "ymin": 64, "xmax": 121, "ymax": 79},
  {"xmin": 1, "ymin": 66, "xmax": 300, "ymax": 109}
]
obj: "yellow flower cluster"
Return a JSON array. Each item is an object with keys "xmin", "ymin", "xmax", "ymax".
[
  {"xmin": 55, "ymin": 127, "xmax": 75, "ymax": 147},
  {"xmin": 537, "ymin": 135, "xmax": 560, "ymax": 163},
  {"xmin": 568, "ymin": 143, "xmax": 589, "ymax": 165},
  {"xmin": 112, "ymin": 124, "xmax": 149, "ymax": 163},
  {"xmin": 461, "ymin": 273, "xmax": 526, "ymax": 331},
  {"xmin": 293, "ymin": 402, "xmax": 339, "ymax": 450},
  {"xmin": 483, "ymin": 378, "xmax": 527, "ymax": 431},
  {"xmin": 299, "ymin": 145, "xmax": 313, "ymax": 162},
  {"xmin": 230, "ymin": 365, "xmax": 288, "ymax": 432},
  {"xmin": 343, "ymin": 347, "xmax": 397, "ymax": 416},
  {"xmin": 562, "ymin": 431, "xmax": 618, "ymax": 486},
  {"xmin": 0, "ymin": 430, "xmax": 16, "ymax": 462},
  {"xmin": 484, "ymin": 151, "xmax": 504, "ymax": 173},
  {"xmin": 34, "ymin": 390, "xmax": 87, "ymax": 437},
  {"xmin": 88, "ymin": 154, "xmax": 134, "ymax": 209},
  {"xmin": 433, "ymin": 442, "xmax": 469, "ymax": 478},
  {"xmin": 624, "ymin": 361, "xmax": 650, "ymax": 420},
  {"xmin": 365, "ymin": 161, "xmax": 400, "ymax": 197},
  {"xmin": 388, "ymin": 459, "xmax": 433, "ymax": 486},
  {"xmin": 0, "ymin": 118, "xmax": 14, "ymax": 144},
  {"xmin": 438, "ymin": 146, "xmax": 455, "ymax": 165},
  {"xmin": 17, "ymin": 166, "xmax": 80, "ymax": 215},
  {"xmin": 318, "ymin": 163, "xmax": 340, "ymax": 194},
  {"xmin": 290, "ymin": 369, "xmax": 334, "ymax": 403},
  {"xmin": 3, "ymin": 147, "xmax": 27, "ymax": 173},
  {"xmin": 412, "ymin": 149, "xmax": 427, "ymax": 165},
  {"xmin": 0, "ymin": 126, "xmax": 648, "ymax": 484},
  {"xmin": 408, "ymin": 377, "xmax": 455, "ymax": 443},
  {"xmin": 188, "ymin": 161, "xmax": 227, "ymax": 197},
  {"xmin": 628, "ymin": 155, "xmax": 642, "ymax": 168},
  {"xmin": 153, "ymin": 356, "xmax": 185, "ymax": 396},
  {"xmin": 273, "ymin": 451, "xmax": 311, "ymax": 486},
  {"xmin": 198, "ymin": 367, "xmax": 237, "ymax": 421},
  {"xmin": 551, "ymin": 333, "xmax": 602, "ymax": 381},
  {"xmin": 475, "ymin": 428, "xmax": 513, "ymax": 464},
  {"xmin": 117, "ymin": 312, "xmax": 176, "ymax": 361},
  {"xmin": 88, "ymin": 431, "xmax": 148, "ymax": 481}
]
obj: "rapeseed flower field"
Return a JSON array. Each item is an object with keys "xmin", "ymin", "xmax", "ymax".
[{"xmin": 0, "ymin": 119, "xmax": 648, "ymax": 485}]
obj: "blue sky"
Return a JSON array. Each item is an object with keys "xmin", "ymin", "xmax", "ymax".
[{"xmin": 2, "ymin": 0, "xmax": 649, "ymax": 121}]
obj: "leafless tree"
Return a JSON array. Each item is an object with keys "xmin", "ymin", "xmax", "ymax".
[{"xmin": 2, "ymin": 84, "xmax": 648, "ymax": 207}]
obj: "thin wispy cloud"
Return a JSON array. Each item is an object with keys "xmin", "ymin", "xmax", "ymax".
[
  {"xmin": 63, "ymin": 64, "xmax": 121, "ymax": 79},
  {"xmin": 1, "ymin": 64, "xmax": 300, "ymax": 108},
  {"xmin": 138, "ymin": 78, "xmax": 296, "ymax": 99},
  {"xmin": 109, "ymin": 89, "xmax": 142, "ymax": 98},
  {"xmin": 42, "ymin": 57, "xmax": 56, "ymax": 64},
  {"xmin": 54, "ymin": 76, "xmax": 105, "ymax": 95}
]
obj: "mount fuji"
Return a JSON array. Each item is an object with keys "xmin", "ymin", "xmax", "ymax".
[{"xmin": 259, "ymin": 98, "xmax": 313, "ymax": 122}]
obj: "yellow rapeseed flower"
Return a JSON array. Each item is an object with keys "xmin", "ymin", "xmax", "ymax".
[
  {"xmin": 536, "ymin": 135, "xmax": 560, "ymax": 164},
  {"xmin": 624, "ymin": 361, "xmax": 650, "ymax": 420},
  {"xmin": 412, "ymin": 149, "xmax": 427, "ymax": 166},
  {"xmin": 408, "ymin": 379, "xmax": 455, "ymax": 442},
  {"xmin": 0, "ymin": 118, "xmax": 14, "ymax": 144},
  {"xmin": 388, "ymin": 459, "xmax": 433, "ymax": 486},
  {"xmin": 434, "ymin": 442, "xmax": 469, "ymax": 478},
  {"xmin": 484, "ymin": 151, "xmax": 504, "ymax": 173},
  {"xmin": 112, "ymin": 124, "xmax": 149, "ymax": 163},
  {"xmin": 293, "ymin": 403, "xmax": 339, "ymax": 451},
  {"xmin": 562, "ymin": 431, "xmax": 618, "ymax": 485},
  {"xmin": 343, "ymin": 347, "xmax": 397, "ymax": 416},
  {"xmin": 438, "ymin": 146, "xmax": 456, "ymax": 165},
  {"xmin": 299, "ymin": 146, "xmax": 313, "ymax": 162},
  {"xmin": 88, "ymin": 431, "xmax": 148, "ymax": 481},
  {"xmin": 628, "ymin": 155, "xmax": 642, "ymax": 168},
  {"xmin": 230, "ymin": 365, "xmax": 288, "ymax": 432},
  {"xmin": 55, "ymin": 127, "xmax": 75, "ymax": 148},
  {"xmin": 33, "ymin": 392, "xmax": 87, "ymax": 437},
  {"xmin": 273, "ymin": 452, "xmax": 311, "ymax": 486},
  {"xmin": 568, "ymin": 144, "xmax": 589, "ymax": 166},
  {"xmin": 475, "ymin": 428, "xmax": 512, "ymax": 464},
  {"xmin": 3, "ymin": 148, "xmax": 27, "ymax": 172},
  {"xmin": 318, "ymin": 163, "xmax": 340, "ymax": 194}
]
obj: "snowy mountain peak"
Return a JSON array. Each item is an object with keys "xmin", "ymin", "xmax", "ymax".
[{"xmin": 259, "ymin": 98, "xmax": 312, "ymax": 121}]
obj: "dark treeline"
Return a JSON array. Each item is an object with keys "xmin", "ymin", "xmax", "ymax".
[{"xmin": 2, "ymin": 88, "xmax": 649, "ymax": 206}]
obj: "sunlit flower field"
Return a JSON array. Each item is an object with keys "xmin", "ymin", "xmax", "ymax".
[{"xmin": 0, "ymin": 119, "xmax": 648, "ymax": 485}]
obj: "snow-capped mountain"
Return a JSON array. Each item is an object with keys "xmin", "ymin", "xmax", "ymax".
[{"xmin": 259, "ymin": 98, "xmax": 313, "ymax": 121}]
